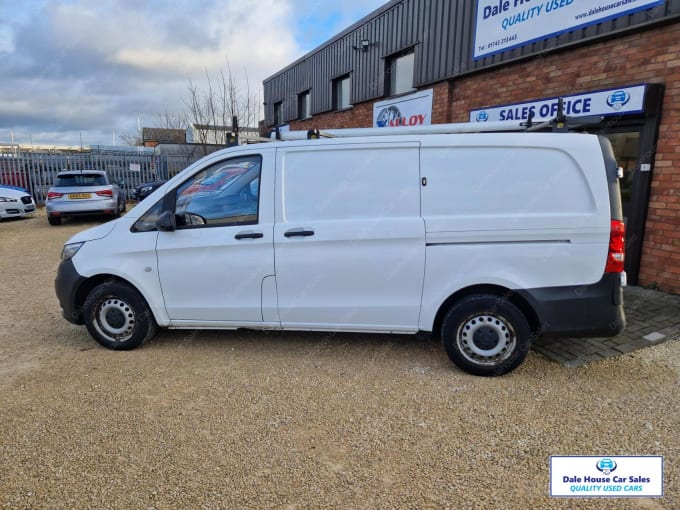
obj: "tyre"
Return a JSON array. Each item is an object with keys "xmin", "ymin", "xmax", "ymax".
[
  {"xmin": 441, "ymin": 294, "xmax": 531, "ymax": 376},
  {"xmin": 83, "ymin": 281, "xmax": 157, "ymax": 350},
  {"xmin": 48, "ymin": 215, "xmax": 61, "ymax": 226}
]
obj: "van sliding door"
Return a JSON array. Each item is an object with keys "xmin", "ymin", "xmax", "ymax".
[{"xmin": 273, "ymin": 143, "xmax": 425, "ymax": 331}]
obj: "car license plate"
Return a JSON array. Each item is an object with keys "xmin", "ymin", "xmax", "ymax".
[{"xmin": 68, "ymin": 193, "xmax": 91, "ymax": 199}]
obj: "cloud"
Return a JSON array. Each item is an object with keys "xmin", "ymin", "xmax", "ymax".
[{"xmin": 0, "ymin": 0, "xmax": 388, "ymax": 146}]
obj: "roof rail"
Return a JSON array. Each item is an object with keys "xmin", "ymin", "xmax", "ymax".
[{"xmin": 271, "ymin": 121, "xmax": 527, "ymax": 141}]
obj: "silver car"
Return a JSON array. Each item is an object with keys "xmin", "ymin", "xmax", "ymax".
[{"xmin": 46, "ymin": 170, "xmax": 125, "ymax": 225}]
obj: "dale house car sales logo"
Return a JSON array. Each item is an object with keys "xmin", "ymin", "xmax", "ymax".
[{"xmin": 550, "ymin": 455, "xmax": 663, "ymax": 498}]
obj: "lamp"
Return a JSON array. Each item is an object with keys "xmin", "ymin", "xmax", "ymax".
[{"xmin": 353, "ymin": 39, "xmax": 371, "ymax": 52}]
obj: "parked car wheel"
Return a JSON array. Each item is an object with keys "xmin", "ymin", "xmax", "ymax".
[
  {"xmin": 441, "ymin": 294, "xmax": 531, "ymax": 376},
  {"xmin": 83, "ymin": 281, "xmax": 157, "ymax": 350},
  {"xmin": 48, "ymin": 216, "xmax": 62, "ymax": 226}
]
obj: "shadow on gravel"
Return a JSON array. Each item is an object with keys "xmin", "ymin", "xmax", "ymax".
[{"xmin": 148, "ymin": 328, "xmax": 438, "ymax": 352}]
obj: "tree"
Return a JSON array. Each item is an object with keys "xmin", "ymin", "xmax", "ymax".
[{"xmin": 183, "ymin": 60, "xmax": 260, "ymax": 150}]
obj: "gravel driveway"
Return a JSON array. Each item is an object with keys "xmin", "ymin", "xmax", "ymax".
[{"xmin": 1, "ymin": 210, "xmax": 678, "ymax": 509}]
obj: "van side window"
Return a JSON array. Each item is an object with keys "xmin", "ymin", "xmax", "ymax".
[{"xmin": 174, "ymin": 155, "xmax": 262, "ymax": 228}]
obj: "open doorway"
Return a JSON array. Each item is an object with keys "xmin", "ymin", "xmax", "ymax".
[{"xmin": 605, "ymin": 131, "xmax": 639, "ymax": 224}]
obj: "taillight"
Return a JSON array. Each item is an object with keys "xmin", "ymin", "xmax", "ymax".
[
  {"xmin": 47, "ymin": 191, "xmax": 63, "ymax": 199},
  {"xmin": 605, "ymin": 220, "xmax": 625, "ymax": 273},
  {"xmin": 96, "ymin": 189, "xmax": 113, "ymax": 198}
]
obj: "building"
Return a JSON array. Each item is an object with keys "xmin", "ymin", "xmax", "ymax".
[
  {"xmin": 186, "ymin": 124, "xmax": 262, "ymax": 145},
  {"xmin": 142, "ymin": 127, "xmax": 186, "ymax": 147},
  {"xmin": 263, "ymin": 0, "xmax": 680, "ymax": 294}
]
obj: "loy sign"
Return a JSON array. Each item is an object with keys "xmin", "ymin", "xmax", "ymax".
[
  {"xmin": 373, "ymin": 89, "xmax": 433, "ymax": 128},
  {"xmin": 474, "ymin": 0, "xmax": 665, "ymax": 60}
]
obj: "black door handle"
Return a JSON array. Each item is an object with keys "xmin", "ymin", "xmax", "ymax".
[
  {"xmin": 235, "ymin": 231, "xmax": 264, "ymax": 240},
  {"xmin": 284, "ymin": 228, "xmax": 315, "ymax": 238}
]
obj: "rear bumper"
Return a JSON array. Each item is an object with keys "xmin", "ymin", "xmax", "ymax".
[
  {"xmin": 46, "ymin": 198, "xmax": 117, "ymax": 216},
  {"xmin": 519, "ymin": 273, "xmax": 626, "ymax": 338}
]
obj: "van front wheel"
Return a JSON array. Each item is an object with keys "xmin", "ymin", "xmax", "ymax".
[
  {"xmin": 441, "ymin": 295, "xmax": 531, "ymax": 376},
  {"xmin": 83, "ymin": 281, "xmax": 157, "ymax": 350}
]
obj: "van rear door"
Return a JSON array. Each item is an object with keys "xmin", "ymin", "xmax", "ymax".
[{"xmin": 273, "ymin": 142, "xmax": 425, "ymax": 331}]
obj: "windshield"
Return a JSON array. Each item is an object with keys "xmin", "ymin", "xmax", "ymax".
[{"xmin": 54, "ymin": 174, "xmax": 108, "ymax": 187}]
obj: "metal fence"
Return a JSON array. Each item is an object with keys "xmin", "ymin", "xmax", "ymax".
[{"xmin": 0, "ymin": 149, "xmax": 197, "ymax": 205}]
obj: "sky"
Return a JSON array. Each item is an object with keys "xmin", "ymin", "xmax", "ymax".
[{"xmin": 0, "ymin": 0, "xmax": 388, "ymax": 147}]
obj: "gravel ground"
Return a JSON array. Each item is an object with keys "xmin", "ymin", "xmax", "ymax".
[{"xmin": 1, "ymin": 209, "xmax": 678, "ymax": 509}]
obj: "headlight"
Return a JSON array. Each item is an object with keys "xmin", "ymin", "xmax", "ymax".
[
  {"xmin": 61, "ymin": 242, "xmax": 84, "ymax": 261},
  {"xmin": 0, "ymin": 196, "xmax": 18, "ymax": 202}
]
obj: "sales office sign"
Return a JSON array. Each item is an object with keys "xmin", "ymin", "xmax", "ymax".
[
  {"xmin": 469, "ymin": 84, "xmax": 647, "ymax": 123},
  {"xmin": 550, "ymin": 456, "xmax": 663, "ymax": 497}
]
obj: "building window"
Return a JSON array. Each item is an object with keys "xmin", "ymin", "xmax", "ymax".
[
  {"xmin": 273, "ymin": 101, "xmax": 283, "ymax": 125},
  {"xmin": 298, "ymin": 91, "xmax": 311, "ymax": 119},
  {"xmin": 333, "ymin": 75, "xmax": 351, "ymax": 110},
  {"xmin": 386, "ymin": 50, "xmax": 415, "ymax": 96}
]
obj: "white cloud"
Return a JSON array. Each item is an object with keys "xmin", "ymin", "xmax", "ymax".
[{"xmin": 0, "ymin": 0, "xmax": 389, "ymax": 146}]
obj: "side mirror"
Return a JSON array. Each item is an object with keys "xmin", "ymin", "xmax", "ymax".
[{"xmin": 156, "ymin": 210, "xmax": 176, "ymax": 232}]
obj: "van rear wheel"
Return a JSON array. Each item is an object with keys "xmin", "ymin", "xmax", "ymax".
[
  {"xmin": 83, "ymin": 281, "xmax": 157, "ymax": 350},
  {"xmin": 441, "ymin": 294, "xmax": 531, "ymax": 376}
]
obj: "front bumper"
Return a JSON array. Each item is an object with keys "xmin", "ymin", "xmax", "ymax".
[
  {"xmin": 0, "ymin": 202, "xmax": 36, "ymax": 218},
  {"xmin": 55, "ymin": 258, "xmax": 87, "ymax": 324}
]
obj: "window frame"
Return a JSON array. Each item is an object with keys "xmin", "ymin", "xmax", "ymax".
[
  {"xmin": 333, "ymin": 75, "xmax": 352, "ymax": 111},
  {"xmin": 168, "ymin": 155, "xmax": 263, "ymax": 230},
  {"xmin": 297, "ymin": 90, "xmax": 312, "ymax": 120},
  {"xmin": 385, "ymin": 49, "xmax": 415, "ymax": 97},
  {"xmin": 273, "ymin": 101, "xmax": 283, "ymax": 125}
]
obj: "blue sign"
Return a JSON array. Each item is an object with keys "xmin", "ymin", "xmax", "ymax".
[{"xmin": 470, "ymin": 84, "xmax": 648, "ymax": 123}]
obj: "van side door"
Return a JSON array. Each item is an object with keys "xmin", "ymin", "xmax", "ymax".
[
  {"xmin": 155, "ymin": 149, "xmax": 276, "ymax": 324},
  {"xmin": 273, "ymin": 142, "xmax": 425, "ymax": 331}
]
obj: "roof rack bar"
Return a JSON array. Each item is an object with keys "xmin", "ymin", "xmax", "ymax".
[{"xmin": 273, "ymin": 121, "xmax": 528, "ymax": 141}]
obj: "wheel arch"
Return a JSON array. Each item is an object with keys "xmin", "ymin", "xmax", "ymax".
[
  {"xmin": 431, "ymin": 284, "xmax": 541, "ymax": 339},
  {"xmin": 75, "ymin": 274, "xmax": 164, "ymax": 325}
]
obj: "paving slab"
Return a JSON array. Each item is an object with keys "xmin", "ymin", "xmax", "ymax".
[{"xmin": 532, "ymin": 285, "xmax": 680, "ymax": 367}]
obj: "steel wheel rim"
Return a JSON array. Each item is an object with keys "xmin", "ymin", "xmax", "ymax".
[
  {"xmin": 93, "ymin": 297, "xmax": 136, "ymax": 342},
  {"xmin": 456, "ymin": 313, "xmax": 516, "ymax": 366}
]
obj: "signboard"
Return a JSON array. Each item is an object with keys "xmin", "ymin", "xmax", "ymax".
[
  {"xmin": 129, "ymin": 163, "xmax": 141, "ymax": 172},
  {"xmin": 474, "ymin": 0, "xmax": 665, "ymax": 60},
  {"xmin": 373, "ymin": 89, "xmax": 433, "ymax": 128},
  {"xmin": 469, "ymin": 84, "xmax": 647, "ymax": 123},
  {"xmin": 550, "ymin": 456, "xmax": 663, "ymax": 498}
]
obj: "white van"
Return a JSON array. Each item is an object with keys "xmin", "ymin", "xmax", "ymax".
[{"xmin": 55, "ymin": 123, "xmax": 626, "ymax": 376}]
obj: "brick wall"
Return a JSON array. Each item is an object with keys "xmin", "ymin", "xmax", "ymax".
[
  {"xmin": 289, "ymin": 81, "xmax": 453, "ymax": 131},
  {"xmin": 452, "ymin": 23, "xmax": 680, "ymax": 293}
]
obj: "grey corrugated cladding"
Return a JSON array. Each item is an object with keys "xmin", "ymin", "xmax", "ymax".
[{"xmin": 263, "ymin": 0, "xmax": 680, "ymax": 126}]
